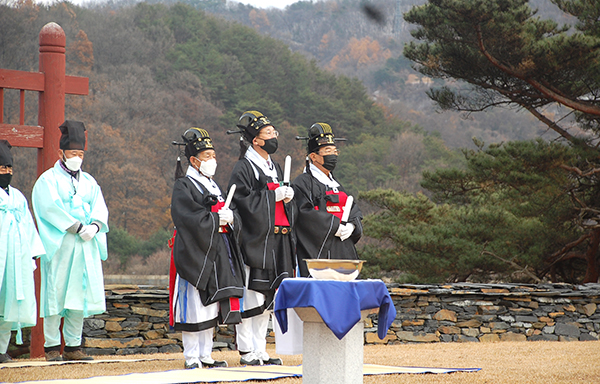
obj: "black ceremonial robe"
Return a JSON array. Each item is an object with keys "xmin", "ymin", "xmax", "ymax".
[
  {"xmin": 292, "ymin": 172, "xmax": 363, "ymax": 277},
  {"xmin": 228, "ymin": 158, "xmax": 297, "ymax": 295},
  {"xmin": 171, "ymin": 177, "xmax": 245, "ymax": 308}
]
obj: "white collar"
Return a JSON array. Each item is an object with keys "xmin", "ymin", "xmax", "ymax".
[
  {"xmin": 245, "ymin": 146, "xmax": 278, "ymax": 180},
  {"xmin": 186, "ymin": 166, "xmax": 222, "ymax": 196},
  {"xmin": 307, "ymin": 163, "xmax": 340, "ymax": 188}
]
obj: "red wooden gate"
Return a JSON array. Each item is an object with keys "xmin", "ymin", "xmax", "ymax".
[{"xmin": 0, "ymin": 22, "xmax": 89, "ymax": 358}]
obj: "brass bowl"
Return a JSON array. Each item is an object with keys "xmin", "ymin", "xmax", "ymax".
[{"xmin": 304, "ymin": 259, "xmax": 366, "ymax": 281}]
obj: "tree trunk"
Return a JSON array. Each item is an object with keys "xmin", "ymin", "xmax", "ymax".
[{"xmin": 583, "ymin": 228, "xmax": 600, "ymax": 283}]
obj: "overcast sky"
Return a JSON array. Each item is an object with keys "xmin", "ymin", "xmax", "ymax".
[{"xmin": 34, "ymin": 0, "xmax": 304, "ymax": 8}]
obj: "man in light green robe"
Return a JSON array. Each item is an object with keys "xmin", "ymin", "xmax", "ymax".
[
  {"xmin": 32, "ymin": 121, "xmax": 109, "ymax": 362},
  {"xmin": 0, "ymin": 140, "xmax": 45, "ymax": 364}
]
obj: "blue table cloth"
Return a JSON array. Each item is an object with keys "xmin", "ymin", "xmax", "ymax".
[{"xmin": 274, "ymin": 278, "xmax": 397, "ymax": 340}]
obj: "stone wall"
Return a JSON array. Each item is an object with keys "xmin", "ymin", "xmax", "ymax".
[
  {"xmin": 83, "ymin": 285, "xmax": 183, "ymax": 356},
  {"xmin": 364, "ymin": 282, "xmax": 600, "ymax": 344},
  {"xmin": 82, "ymin": 282, "xmax": 600, "ymax": 356}
]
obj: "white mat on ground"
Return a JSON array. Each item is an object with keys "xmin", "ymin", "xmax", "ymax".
[
  {"xmin": 0, "ymin": 358, "xmax": 168, "ymax": 369},
  {"xmin": 9, "ymin": 363, "xmax": 481, "ymax": 383}
]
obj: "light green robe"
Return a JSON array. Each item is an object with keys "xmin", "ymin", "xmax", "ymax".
[
  {"xmin": 0, "ymin": 186, "xmax": 45, "ymax": 336},
  {"xmin": 32, "ymin": 161, "xmax": 109, "ymax": 318}
]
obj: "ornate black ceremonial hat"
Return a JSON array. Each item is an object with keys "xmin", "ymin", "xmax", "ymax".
[
  {"xmin": 0, "ymin": 140, "xmax": 12, "ymax": 167},
  {"xmin": 59, "ymin": 120, "xmax": 86, "ymax": 150},
  {"xmin": 307, "ymin": 123, "xmax": 336, "ymax": 153},
  {"xmin": 182, "ymin": 127, "xmax": 214, "ymax": 159},
  {"xmin": 296, "ymin": 123, "xmax": 346, "ymax": 153},
  {"xmin": 234, "ymin": 111, "xmax": 272, "ymax": 139}
]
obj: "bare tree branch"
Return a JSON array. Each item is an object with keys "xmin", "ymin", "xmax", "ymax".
[
  {"xmin": 560, "ymin": 164, "xmax": 600, "ymax": 178},
  {"xmin": 539, "ymin": 233, "xmax": 591, "ymax": 278},
  {"xmin": 523, "ymin": 106, "xmax": 576, "ymax": 142},
  {"xmin": 475, "ymin": 25, "xmax": 600, "ymax": 116},
  {"xmin": 481, "ymin": 250, "xmax": 542, "ymax": 283}
]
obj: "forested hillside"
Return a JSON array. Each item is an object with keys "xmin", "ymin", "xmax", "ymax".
[
  {"xmin": 71, "ymin": 0, "xmax": 557, "ymax": 148},
  {"xmin": 0, "ymin": 0, "xmax": 458, "ymax": 271},
  {"xmin": 189, "ymin": 0, "xmax": 562, "ymax": 148}
]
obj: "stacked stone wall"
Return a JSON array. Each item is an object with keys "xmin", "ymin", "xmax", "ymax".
[
  {"xmin": 364, "ymin": 283, "xmax": 600, "ymax": 344},
  {"xmin": 82, "ymin": 282, "xmax": 600, "ymax": 356}
]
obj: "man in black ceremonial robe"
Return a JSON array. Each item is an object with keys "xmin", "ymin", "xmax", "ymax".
[
  {"xmin": 170, "ymin": 128, "xmax": 245, "ymax": 369},
  {"xmin": 292, "ymin": 123, "xmax": 363, "ymax": 277},
  {"xmin": 228, "ymin": 110, "xmax": 296, "ymax": 366}
]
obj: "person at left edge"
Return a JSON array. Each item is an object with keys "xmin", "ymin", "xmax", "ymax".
[
  {"xmin": 0, "ymin": 140, "xmax": 45, "ymax": 364},
  {"xmin": 32, "ymin": 120, "xmax": 109, "ymax": 362},
  {"xmin": 170, "ymin": 128, "xmax": 245, "ymax": 369}
]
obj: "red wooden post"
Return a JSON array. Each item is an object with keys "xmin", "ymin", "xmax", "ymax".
[{"xmin": 37, "ymin": 22, "xmax": 66, "ymax": 174}]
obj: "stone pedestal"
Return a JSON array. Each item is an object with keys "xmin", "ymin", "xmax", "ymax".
[{"xmin": 295, "ymin": 307, "xmax": 368, "ymax": 384}]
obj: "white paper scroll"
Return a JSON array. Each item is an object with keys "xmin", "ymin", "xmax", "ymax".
[
  {"xmin": 223, "ymin": 184, "xmax": 236, "ymax": 210},
  {"xmin": 283, "ymin": 155, "xmax": 292, "ymax": 185},
  {"xmin": 341, "ymin": 195, "xmax": 353, "ymax": 223}
]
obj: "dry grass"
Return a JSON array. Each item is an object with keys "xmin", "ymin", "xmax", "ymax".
[{"xmin": 2, "ymin": 341, "xmax": 599, "ymax": 383}]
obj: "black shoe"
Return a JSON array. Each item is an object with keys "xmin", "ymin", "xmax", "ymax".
[
  {"xmin": 240, "ymin": 352, "xmax": 262, "ymax": 366},
  {"xmin": 185, "ymin": 360, "xmax": 200, "ymax": 369},
  {"xmin": 0, "ymin": 353, "xmax": 13, "ymax": 363},
  {"xmin": 44, "ymin": 348, "xmax": 63, "ymax": 362},
  {"xmin": 201, "ymin": 359, "xmax": 228, "ymax": 368},
  {"xmin": 256, "ymin": 351, "xmax": 283, "ymax": 365},
  {"xmin": 263, "ymin": 357, "xmax": 283, "ymax": 365},
  {"xmin": 62, "ymin": 349, "xmax": 94, "ymax": 361}
]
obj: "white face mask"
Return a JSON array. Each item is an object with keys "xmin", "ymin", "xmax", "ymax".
[
  {"xmin": 63, "ymin": 155, "xmax": 83, "ymax": 172},
  {"xmin": 198, "ymin": 158, "xmax": 217, "ymax": 178}
]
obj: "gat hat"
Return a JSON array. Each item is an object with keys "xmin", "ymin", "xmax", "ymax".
[
  {"xmin": 0, "ymin": 140, "xmax": 12, "ymax": 167},
  {"xmin": 236, "ymin": 111, "xmax": 272, "ymax": 140},
  {"xmin": 182, "ymin": 127, "xmax": 214, "ymax": 159},
  {"xmin": 59, "ymin": 120, "xmax": 86, "ymax": 150},
  {"xmin": 307, "ymin": 123, "xmax": 336, "ymax": 153}
]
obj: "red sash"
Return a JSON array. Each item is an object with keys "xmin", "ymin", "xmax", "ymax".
[
  {"xmin": 315, "ymin": 190, "xmax": 348, "ymax": 221},
  {"xmin": 168, "ymin": 230, "xmax": 177, "ymax": 327},
  {"xmin": 267, "ymin": 182, "xmax": 291, "ymax": 226}
]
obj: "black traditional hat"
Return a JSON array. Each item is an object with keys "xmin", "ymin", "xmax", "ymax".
[
  {"xmin": 182, "ymin": 127, "xmax": 215, "ymax": 159},
  {"xmin": 296, "ymin": 123, "xmax": 346, "ymax": 153},
  {"xmin": 307, "ymin": 123, "xmax": 336, "ymax": 153},
  {"xmin": 0, "ymin": 140, "xmax": 12, "ymax": 167},
  {"xmin": 235, "ymin": 111, "xmax": 272, "ymax": 140},
  {"xmin": 59, "ymin": 120, "xmax": 86, "ymax": 150},
  {"xmin": 308, "ymin": 123, "xmax": 346, "ymax": 153}
]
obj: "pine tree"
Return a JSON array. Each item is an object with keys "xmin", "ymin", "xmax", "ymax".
[{"xmin": 391, "ymin": 0, "xmax": 600, "ymax": 282}]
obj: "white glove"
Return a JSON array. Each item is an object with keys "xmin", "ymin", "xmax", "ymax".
[
  {"xmin": 335, "ymin": 223, "xmax": 355, "ymax": 241},
  {"xmin": 275, "ymin": 186, "xmax": 286, "ymax": 202},
  {"xmin": 218, "ymin": 208, "xmax": 234, "ymax": 226},
  {"xmin": 79, "ymin": 224, "xmax": 99, "ymax": 242},
  {"xmin": 67, "ymin": 221, "xmax": 82, "ymax": 234},
  {"xmin": 283, "ymin": 186, "xmax": 294, "ymax": 203}
]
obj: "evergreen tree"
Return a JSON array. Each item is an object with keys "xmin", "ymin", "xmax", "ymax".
[
  {"xmin": 382, "ymin": 0, "xmax": 600, "ymax": 282},
  {"xmin": 362, "ymin": 139, "xmax": 595, "ymax": 283}
]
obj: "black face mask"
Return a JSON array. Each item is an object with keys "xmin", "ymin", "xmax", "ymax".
[
  {"xmin": 322, "ymin": 154, "xmax": 338, "ymax": 171},
  {"xmin": 261, "ymin": 137, "xmax": 278, "ymax": 154},
  {"xmin": 0, "ymin": 173, "xmax": 12, "ymax": 189}
]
